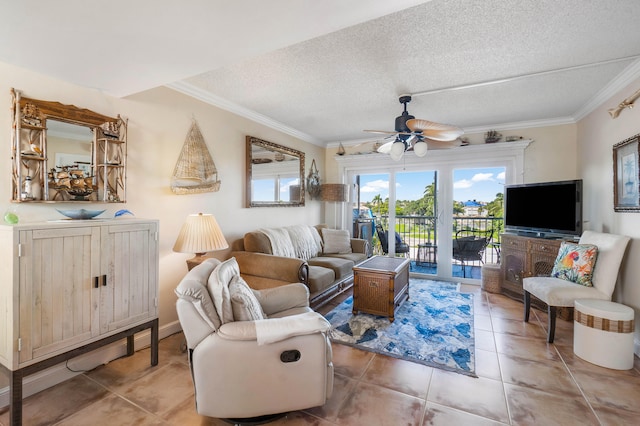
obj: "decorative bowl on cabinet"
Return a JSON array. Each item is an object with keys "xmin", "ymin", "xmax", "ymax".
[{"xmin": 56, "ymin": 209, "xmax": 106, "ymax": 220}]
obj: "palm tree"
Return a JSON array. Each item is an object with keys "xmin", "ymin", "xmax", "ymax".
[
  {"xmin": 372, "ymin": 194, "xmax": 383, "ymax": 217},
  {"xmin": 422, "ymin": 182, "xmax": 436, "ymax": 217}
]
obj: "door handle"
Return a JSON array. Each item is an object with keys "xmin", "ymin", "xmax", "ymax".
[
  {"xmin": 94, "ymin": 276, "xmax": 99, "ymax": 288},
  {"xmin": 102, "ymin": 274, "xmax": 107, "ymax": 286}
]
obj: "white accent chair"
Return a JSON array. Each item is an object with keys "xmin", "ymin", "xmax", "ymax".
[
  {"xmin": 175, "ymin": 258, "xmax": 334, "ymax": 422},
  {"xmin": 523, "ymin": 231, "xmax": 630, "ymax": 343}
]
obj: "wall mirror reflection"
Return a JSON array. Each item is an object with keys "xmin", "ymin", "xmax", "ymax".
[
  {"xmin": 246, "ymin": 136, "xmax": 305, "ymax": 207},
  {"xmin": 11, "ymin": 88, "xmax": 127, "ymax": 203}
]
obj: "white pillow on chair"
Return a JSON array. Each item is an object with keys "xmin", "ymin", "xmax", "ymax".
[
  {"xmin": 207, "ymin": 258, "xmax": 239, "ymax": 324},
  {"xmin": 229, "ymin": 275, "xmax": 265, "ymax": 321}
]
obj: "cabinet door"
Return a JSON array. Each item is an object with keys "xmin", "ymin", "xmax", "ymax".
[
  {"xmin": 100, "ymin": 222, "xmax": 158, "ymax": 333},
  {"xmin": 19, "ymin": 227, "xmax": 100, "ymax": 364},
  {"xmin": 528, "ymin": 240, "xmax": 561, "ymax": 277}
]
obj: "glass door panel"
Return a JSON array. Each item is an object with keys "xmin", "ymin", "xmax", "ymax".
[
  {"xmin": 451, "ymin": 167, "xmax": 505, "ymax": 280},
  {"xmin": 352, "ymin": 173, "xmax": 390, "ymax": 256},
  {"xmin": 394, "ymin": 170, "xmax": 439, "ymax": 276}
]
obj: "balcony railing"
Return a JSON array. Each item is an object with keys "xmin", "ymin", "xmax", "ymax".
[{"xmin": 359, "ymin": 215, "xmax": 503, "ymax": 274}]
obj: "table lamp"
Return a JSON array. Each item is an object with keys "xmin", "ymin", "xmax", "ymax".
[{"xmin": 173, "ymin": 213, "xmax": 228, "ymax": 270}]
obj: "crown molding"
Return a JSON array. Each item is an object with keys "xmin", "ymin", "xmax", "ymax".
[
  {"xmin": 165, "ymin": 81, "xmax": 324, "ymax": 146},
  {"xmin": 573, "ymin": 58, "xmax": 640, "ymax": 121},
  {"xmin": 462, "ymin": 116, "xmax": 578, "ymax": 135}
]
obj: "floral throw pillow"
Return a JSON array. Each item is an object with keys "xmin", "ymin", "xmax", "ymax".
[{"xmin": 550, "ymin": 242, "xmax": 598, "ymax": 287}]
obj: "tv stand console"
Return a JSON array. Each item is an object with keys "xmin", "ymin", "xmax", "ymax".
[{"xmin": 500, "ymin": 233, "xmax": 564, "ymax": 310}]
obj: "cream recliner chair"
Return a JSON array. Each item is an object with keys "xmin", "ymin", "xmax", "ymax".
[{"xmin": 175, "ymin": 258, "xmax": 334, "ymax": 422}]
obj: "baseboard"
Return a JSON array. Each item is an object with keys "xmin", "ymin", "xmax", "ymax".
[{"xmin": 0, "ymin": 320, "xmax": 183, "ymax": 409}]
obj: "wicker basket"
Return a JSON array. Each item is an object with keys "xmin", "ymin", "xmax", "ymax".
[{"xmin": 481, "ymin": 263, "xmax": 502, "ymax": 293}]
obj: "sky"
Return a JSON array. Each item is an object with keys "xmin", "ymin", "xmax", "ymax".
[{"xmin": 357, "ymin": 167, "xmax": 506, "ymax": 204}]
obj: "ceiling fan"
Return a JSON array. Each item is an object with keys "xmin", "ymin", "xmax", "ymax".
[{"xmin": 364, "ymin": 95, "xmax": 464, "ymax": 160}]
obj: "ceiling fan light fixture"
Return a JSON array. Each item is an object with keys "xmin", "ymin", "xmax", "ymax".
[
  {"xmin": 390, "ymin": 140, "xmax": 406, "ymax": 161},
  {"xmin": 413, "ymin": 140, "xmax": 428, "ymax": 157},
  {"xmin": 365, "ymin": 95, "xmax": 464, "ymax": 158}
]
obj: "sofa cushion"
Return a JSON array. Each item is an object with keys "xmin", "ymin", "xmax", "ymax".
[
  {"xmin": 321, "ymin": 228, "xmax": 352, "ymax": 254},
  {"xmin": 243, "ymin": 231, "xmax": 273, "ymax": 254},
  {"xmin": 229, "ymin": 275, "xmax": 266, "ymax": 321},
  {"xmin": 323, "ymin": 252, "xmax": 368, "ymax": 265},
  {"xmin": 308, "ymin": 257, "xmax": 354, "ymax": 280},
  {"xmin": 207, "ymin": 258, "xmax": 238, "ymax": 324},
  {"xmin": 307, "ymin": 265, "xmax": 336, "ymax": 295}
]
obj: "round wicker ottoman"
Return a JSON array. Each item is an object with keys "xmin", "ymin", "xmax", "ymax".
[
  {"xmin": 481, "ymin": 264, "xmax": 502, "ymax": 293},
  {"xmin": 574, "ymin": 299, "xmax": 635, "ymax": 370}
]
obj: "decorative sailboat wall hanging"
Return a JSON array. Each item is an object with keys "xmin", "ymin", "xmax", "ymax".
[{"xmin": 171, "ymin": 120, "xmax": 221, "ymax": 194}]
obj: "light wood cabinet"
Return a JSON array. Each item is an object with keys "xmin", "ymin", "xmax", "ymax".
[
  {"xmin": 500, "ymin": 233, "xmax": 563, "ymax": 309},
  {"xmin": 0, "ymin": 219, "xmax": 158, "ymax": 425}
]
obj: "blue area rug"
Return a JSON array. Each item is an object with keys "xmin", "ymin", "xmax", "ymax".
[{"xmin": 325, "ymin": 279, "xmax": 476, "ymax": 377}]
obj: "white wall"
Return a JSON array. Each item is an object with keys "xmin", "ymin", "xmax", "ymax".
[
  {"xmin": 0, "ymin": 61, "xmax": 325, "ymax": 330},
  {"xmin": 577, "ymin": 76, "xmax": 640, "ymax": 348}
]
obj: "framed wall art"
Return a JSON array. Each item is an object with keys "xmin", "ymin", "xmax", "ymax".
[{"xmin": 613, "ymin": 133, "xmax": 640, "ymax": 212}]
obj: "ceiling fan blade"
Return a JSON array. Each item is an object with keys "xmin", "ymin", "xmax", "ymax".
[
  {"xmin": 364, "ymin": 129, "xmax": 415, "ymax": 136},
  {"xmin": 406, "ymin": 119, "xmax": 464, "ymax": 141},
  {"xmin": 425, "ymin": 138, "xmax": 463, "ymax": 149},
  {"xmin": 364, "ymin": 129, "xmax": 397, "ymax": 135}
]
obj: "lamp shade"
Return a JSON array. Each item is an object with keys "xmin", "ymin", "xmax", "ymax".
[
  {"xmin": 320, "ymin": 183, "xmax": 348, "ymax": 202},
  {"xmin": 173, "ymin": 213, "xmax": 229, "ymax": 255}
]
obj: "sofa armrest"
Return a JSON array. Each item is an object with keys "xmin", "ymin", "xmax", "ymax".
[
  {"xmin": 253, "ymin": 283, "xmax": 310, "ymax": 316},
  {"xmin": 232, "ymin": 250, "xmax": 309, "ymax": 284},
  {"xmin": 350, "ymin": 238, "xmax": 369, "ymax": 255}
]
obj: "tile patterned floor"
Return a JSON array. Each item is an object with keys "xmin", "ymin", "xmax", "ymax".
[{"xmin": 2, "ymin": 284, "xmax": 640, "ymax": 425}]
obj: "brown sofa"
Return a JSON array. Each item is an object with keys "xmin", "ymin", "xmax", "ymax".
[{"xmin": 231, "ymin": 224, "xmax": 369, "ymax": 308}]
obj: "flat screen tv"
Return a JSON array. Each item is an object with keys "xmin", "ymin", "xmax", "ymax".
[{"xmin": 504, "ymin": 179, "xmax": 582, "ymax": 238}]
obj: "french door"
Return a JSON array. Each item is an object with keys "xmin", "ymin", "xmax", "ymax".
[{"xmin": 340, "ymin": 142, "xmax": 526, "ymax": 282}]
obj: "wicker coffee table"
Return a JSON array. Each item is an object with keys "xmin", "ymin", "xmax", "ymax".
[{"xmin": 352, "ymin": 255, "xmax": 410, "ymax": 322}]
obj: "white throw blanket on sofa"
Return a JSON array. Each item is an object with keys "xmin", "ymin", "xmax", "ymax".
[
  {"xmin": 260, "ymin": 227, "xmax": 297, "ymax": 258},
  {"xmin": 260, "ymin": 225, "xmax": 321, "ymax": 260},
  {"xmin": 286, "ymin": 225, "xmax": 321, "ymax": 260}
]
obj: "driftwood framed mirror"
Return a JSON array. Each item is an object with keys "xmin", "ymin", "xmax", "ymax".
[
  {"xmin": 10, "ymin": 88, "xmax": 127, "ymax": 203},
  {"xmin": 246, "ymin": 136, "xmax": 305, "ymax": 207}
]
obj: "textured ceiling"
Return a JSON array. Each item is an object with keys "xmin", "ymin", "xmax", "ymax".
[
  {"xmin": 180, "ymin": 0, "xmax": 640, "ymax": 145},
  {"xmin": 2, "ymin": 0, "xmax": 640, "ymax": 147},
  {"xmin": 0, "ymin": 0, "xmax": 426, "ymax": 96}
]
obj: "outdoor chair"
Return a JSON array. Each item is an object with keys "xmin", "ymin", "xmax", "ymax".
[
  {"xmin": 452, "ymin": 228, "xmax": 493, "ymax": 277},
  {"xmin": 375, "ymin": 223, "xmax": 410, "ymax": 257}
]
